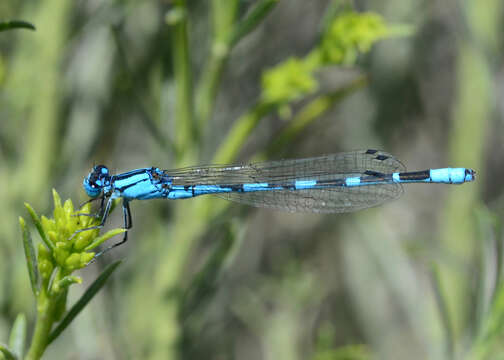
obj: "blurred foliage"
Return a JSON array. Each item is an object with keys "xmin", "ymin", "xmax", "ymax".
[
  {"xmin": 317, "ymin": 12, "xmax": 411, "ymax": 65},
  {"xmin": 262, "ymin": 57, "xmax": 318, "ymax": 104},
  {"xmin": 0, "ymin": 0, "xmax": 502, "ymax": 359},
  {"xmin": 261, "ymin": 12, "xmax": 410, "ymax": 109},
  {"xmin": 0, "ymin": 21, "xmax": 35, "ymax": 33}
]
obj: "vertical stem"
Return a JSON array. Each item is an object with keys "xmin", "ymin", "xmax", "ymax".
[
  {"xmin": 26, "ymin": 263, "xmax": 69, "ymax": 359},
  {"xmin": 25, "ymin": 289, "xmax": 56, "ymax": 360},
  {"xmin": 195, "ymin": 0, "xmax": 238, "ymax": 128},
  {"xmin": 168, "ymin": 0, "xmax": 195, "ymax": 153},
  {"xmin": 212, "ymin": 101, "xmax": 275, "ymax": 164},
  {"xmin": 13, "ymin": 0, "xmax": 72, "ymax": 202}
]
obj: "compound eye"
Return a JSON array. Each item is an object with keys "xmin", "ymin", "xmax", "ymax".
[
  {"xmin": 93, "ymin": 165, "xmax": 109, "ymax": 175},
  {"xmin": 89, "ymin": 179, "xmax": 102, "ymax": 188},
  {"xmin": 87, "ymin": 171, "xmax": 104, "ymax": 189}
]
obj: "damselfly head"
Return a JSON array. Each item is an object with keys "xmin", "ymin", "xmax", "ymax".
[{"xmin": 83, "ymin": 165, "xmax": 110, "ymax": 198}]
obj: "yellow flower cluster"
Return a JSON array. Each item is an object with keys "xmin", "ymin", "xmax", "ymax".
[{"xmin": 25, "ymin": 190, "xmax": 125, "ymax": 277}]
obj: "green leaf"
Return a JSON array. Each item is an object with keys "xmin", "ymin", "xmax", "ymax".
[
  {"xmin": 473, "ymin": 207, "xmax": 500, "ymax": 335},
  {"xmin": 84, "ymin": 228, "xmax": 126, "ymax": 251},
  {"xmin": 54, "ymin": 276, "xmax": 82, "ymax": 292},
  {"xmin": 230, "ymin": 0, "xmax": 278, "ymax": 46},
  {"xmin": 0, "ymin": 20, "xmax": 36, "ymax": 32},
  {"xmin": 47, "ymin": 260, "xmax": 122, "ymax": 345},
  {"xmin": 180, "ymin": 222, "xmax": 237, "ymax": 320},
  {"xmin": 8, "ymin": 314, "xmax": 26, "ymax": 359},
  {"xmin": 0, "ymin": 343, "xmax": 16, "ymax": 360},
  {"xmin": 53, "ymin": 288, "xmax": 69, "ymax": 322},
  {"xmin": 24, "ymin": 203, "xmax": 55, "ymax": 252},
  {"xmin": 429, "ymin": 263, "xmax": 454, "ymax": 358},
  {"xmin": 19, "ymin": 217, "xmax": 39, "ymax": 296}
]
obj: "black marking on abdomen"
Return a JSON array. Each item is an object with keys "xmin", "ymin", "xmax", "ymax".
[
  {"xmin": 365, "ymin": 149, "xmax": 378, "ymax": 154},
  {"xmin": 364, "ymin": 170, "xmax": 385, "ymax": 177},
  {"xmin": 229, "ymin": 184, "xmax": 244, "ymax": 192},
  {"xmin": 399, "ymin": 170, "xmax": 430, "ymax": 181},
  {"xmin": 360, "ymin": 173, "xmax": 392, "ymax": 183},
  {"xmin": 314, "ymin": 178, "xmax": 346, "ymax": 187},
  {"xmin": 220, "ymin": 184, "xmax": 245, "ymax": 192},
  {"xmin": 282, "ymin": 184, "xmax": 296, "ymax": 190}
]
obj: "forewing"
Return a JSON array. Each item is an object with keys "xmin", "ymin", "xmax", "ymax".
[{"xmin": 166, "ymin": 150, "xmax": 406, "ymax": 186}]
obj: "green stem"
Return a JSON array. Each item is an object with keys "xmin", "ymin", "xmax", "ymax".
[
  {"xmin": 230, "ymin": 0, "xmax": 278, "ymax": 47},
  {"xmin": 195, "ymin": 0, "xmax": 238, "ymax": 128},
  {"xmin": 25, "ymin": 289, "xmax": 57, "ymax": 360},
  {"xmin": 195, "ymin": 0, "xmax": 278, "ymax": 130},
  {"xmin": 212, "ymin": 101, "xmax": 275, "ymax": 164},
  {"xmin": 25, "ymin": 267, "xmax": 68, "ymax": 360},
  {"xmin": 195, "ymin": 53, "xmax": 227, "ymax": 128},
  {"xmin": 429, "ymin": 263, "xmax": 455, "ymax": 359},
  {"xmin": 262, "ymin": 75, "xmax": 368, "ymax": 159},
  {"xmin": 15, "ymin": 0, "xmax": 71, "ymax": 202},
  {"xmin": 168, "ymin": 1, "xmax": 195, "ymax": 153}
]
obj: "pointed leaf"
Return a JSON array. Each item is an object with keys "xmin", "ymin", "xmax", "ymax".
[
  {"xmin": 429, "ymin": 263, "xmax": 454, "ymax": 358},
  {"xmin": 55, "ymin": 276, "xmax": 82, "ymax": 292},
  {"xmin": 53, "ymin": 288, "xmax": 69, "ymax": 322},
  {"xmin": 47, "ymin": 260, "xmax": 122, "ymax": 344},
  {"xmin": 231, "ymin": 0, "xmax": 278, "ymax": 46},
  {"xmin": 19, "ymin": 217, "xmax": 39, "ymax": 296},
  {"xmin": 0, "ymin": 20, "xmax": 35, "ymax": 32},
  {"xmin": 8, "ymin": 314, "xmax": 26, "ymax": 359},
  {"xmin": 84, "ymin": 228, "xmax": 126, "ymax": 251},
  {"xmin": 473, "ymin": 207, "xmax": 499, "ymax": 336},
  {"xmin": 0, "ymin": 343, "xmax": 16, "ymax": 360},
  {"xmin": 180, "ymin": 223, "xmax": 237, "ymax": 319},
  {"xmin": 24, "ymin": 203, "xmax": 55, "ymax": 251}
]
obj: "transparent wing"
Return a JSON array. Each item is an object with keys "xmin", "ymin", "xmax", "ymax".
[
  {"xmin": 215, "ymin": 183, "xmax": 403, "ymax": 213},
  {"xmin": 165, "ymin": 150, "xmax": 406, "ymax": 186},
  {"xmin": 162, "ymin": 150, "xmax": 405, "ymax": 213}
]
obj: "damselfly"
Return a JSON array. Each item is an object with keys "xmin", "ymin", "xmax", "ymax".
[{"xmin": 80, "ymin": 149, "xmax": 475, "ymax": 256}]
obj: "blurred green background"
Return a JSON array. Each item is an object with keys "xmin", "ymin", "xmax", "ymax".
[{"xmin": 1, "ymin": 0, "xmax": 503, "ymax": 359}]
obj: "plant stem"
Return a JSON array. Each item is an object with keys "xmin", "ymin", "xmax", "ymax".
[
  {"xmin": 25, "ymin": 289, "xmax": 56, "ymax": 360},
  {"xmin": 25, "ymin": 267, "xmax": 68, "ymax": 360},
  {"xmin": 262, "ymin": 75, "xmax": 368, "ymax": 159},
  {"xmin": 212, "ymin": 101, "xmax": 275, "ymax": 164},
  {"xmin": 230, "ymin": 0, "xmax": 278, "ymax": 47},
  {"xmin": 15, "ymin": 0, "xmax": 71, "ymax": 202},
  {"xmin": 195, "ymin": 0, "xmax": 238, "ymax": 128},
  {"xmin": 169, "ymin": 0, "xmax": 196, "ymax": 153},
  {"xmin": 195, "ymin": 53, "xmax": 227, "ymax": 128}
]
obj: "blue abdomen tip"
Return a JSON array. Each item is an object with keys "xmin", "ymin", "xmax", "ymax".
[{"xmin": 430, "ymin": 168, "xmax": 475, "ymax": 184}]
